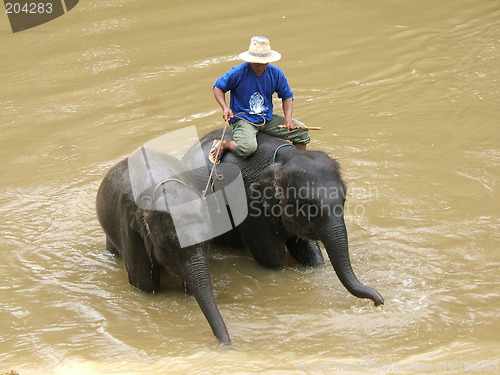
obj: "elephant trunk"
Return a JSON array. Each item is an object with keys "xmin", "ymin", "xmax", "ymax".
[
  {"xmin": 320, "ymin": 218, "xmax": 384, "ymax": 306},
  {"xmin": 182, "ymin": 252, "xmax": 231, "ymax": 345}
]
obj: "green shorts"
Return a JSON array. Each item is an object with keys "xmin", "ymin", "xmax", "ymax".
[{"xmin": 231, "ymin": 114, "xmax": 310, "ymax": 157}]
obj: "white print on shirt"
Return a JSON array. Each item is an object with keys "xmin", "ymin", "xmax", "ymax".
[{"xmin": 247, "ymin": 92, "xmax": 268, "ymax": 115}]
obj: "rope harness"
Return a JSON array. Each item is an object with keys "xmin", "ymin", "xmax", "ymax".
[
  {"xmin": 232, "ymin": 112, "xmax": 267, "ymax": 127},
  {"xmin": 272, "ymin": 143, "xmax": 296, "ymax": 163},
  {"xmin": 202, "ymin": 120, "xmax": 229, "ymax": 198},
  {"xmin": 152, "ymin": 178, "xmax": 190, "ymax": 201},
  {"xmin": 140, "ymin": 177, "xmax": 192, "ymax": 210},
  {"xmin": 138, "ymin": 146, "xmax": 194, "ymax": 209}
]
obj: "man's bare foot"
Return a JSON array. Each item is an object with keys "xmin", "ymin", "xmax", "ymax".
[
  {"xmin": 209, "ymin": 140, "xmax": 223, "ymax": 163},
  {"xmin": 209, "ymin": 140, "xmax": 238, "ymax": 163}
]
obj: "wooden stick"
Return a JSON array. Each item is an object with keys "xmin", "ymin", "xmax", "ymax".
[{"xmin": 278, "ymin": 125, "xmax": 322, "ymax": 130}]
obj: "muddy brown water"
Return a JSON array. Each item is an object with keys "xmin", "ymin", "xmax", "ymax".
[{"xmin": 1, "ymin": 1, "xmax": 499, "ymax": 374}]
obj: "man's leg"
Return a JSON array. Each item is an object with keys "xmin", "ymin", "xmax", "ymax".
[
  {"xmin": 210, "ymin": 119, "xmax": 259, "ymax": 160},
  {"xmin": 261, "ymin": 114, "xmax": 310, "ymax": 149},
  {"xmin": 232, "ymin": 119, "xmax": 260, "ymax": 157}
]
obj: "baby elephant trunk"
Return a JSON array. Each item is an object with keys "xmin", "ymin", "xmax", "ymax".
[
  {"xmin": 320, "ymin": 219, "xmax": 384, "ymax": 306},
  {"xmin": 182, "ymin": 252, "xmax": 231, "ymax": 345}
]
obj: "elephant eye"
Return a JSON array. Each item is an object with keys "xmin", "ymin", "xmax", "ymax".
[
  {"xmin": 301, "ymin": 198, "xmax": 317, "ymax": 206},
  {"xmin": 295, "ymin": 200, "xmax": 321, "ymax": 217}
]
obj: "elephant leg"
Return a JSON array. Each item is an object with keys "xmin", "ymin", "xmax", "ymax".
[
  {"xmin": 121, "ymin": 226, "xmax": 160, "ymax": 293},
  {"xmin": 240, "ymin": 217, "xmax": 286, "ymax": 268},
  {"xmin": 286, "ymin": 237, "xmax": 325, "ymax": 268},
  {"xmin": 106, "ymin": 237, "xmax": 120, "ymax": 257}
]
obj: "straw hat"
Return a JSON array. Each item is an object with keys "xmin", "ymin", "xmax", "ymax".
[{"xmin": 239, "ymin": 36, "xmax": 282, "ymax": 64}]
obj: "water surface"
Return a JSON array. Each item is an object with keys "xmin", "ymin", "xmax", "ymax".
[{"xmin": 0, "ymin": 1, "xmax": 498, "ymax": 374}]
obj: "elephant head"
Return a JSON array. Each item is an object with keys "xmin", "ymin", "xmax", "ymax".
[{"xmin": 256, "ymin": 151, "xmax": 384, "ymax": 306}]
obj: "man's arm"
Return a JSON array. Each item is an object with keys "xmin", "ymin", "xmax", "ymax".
[
  {"xmin": 282, "ymin": 97, "xmax": 295, "ymax": 130},
  {"xmin": 213, "ymin": 87, "xmax": 233, "ymax": 121}
]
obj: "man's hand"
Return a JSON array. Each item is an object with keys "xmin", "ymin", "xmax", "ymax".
[
  {"xmin": 222, "ymin": 107, "xmax": 234, "ymax": 121},
  {"xmin": 284, "ymin": 118, "xmax": 296, "ymax": 131}
]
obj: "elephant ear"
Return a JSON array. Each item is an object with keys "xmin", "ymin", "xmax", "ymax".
[
  {"xmin": 259, "ymin": 163, "xmax": 282, "ymax": 187},
  {"xmin": 257, "ymin": 163, "xmax": 284, "ymax": 216}
]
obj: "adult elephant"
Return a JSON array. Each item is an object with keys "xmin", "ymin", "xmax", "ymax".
[
  {"xmin": 96, "ymin": 147, "xmax": 230, "ymax": 345},
  {"xmin": 183, "ymin": 128, "xmax": 384, "ymax": 306}
]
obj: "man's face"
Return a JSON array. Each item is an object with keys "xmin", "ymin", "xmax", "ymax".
[{"xmin": 250, "ymin": 63, "xmax": 269, "ymax": 76}]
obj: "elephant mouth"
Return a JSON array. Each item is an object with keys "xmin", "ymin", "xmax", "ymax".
[{"xmin": 281, "ymin": 210, "xmax": 320, "ymax": 240}]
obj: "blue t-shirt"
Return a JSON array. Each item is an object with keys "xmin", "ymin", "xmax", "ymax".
[{"xmin": 214, "ymin": 63, "xmax": 293, "ymax": 123}]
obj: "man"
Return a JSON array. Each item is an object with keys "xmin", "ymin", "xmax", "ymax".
[{"xmin": 210, "ymin": 36, "xmax": 310, "ymax": 162}]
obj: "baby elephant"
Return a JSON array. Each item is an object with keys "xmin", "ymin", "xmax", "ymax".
[{"xmin": 96, "ymin": 147, "xmax": 230, "ymax": 345}]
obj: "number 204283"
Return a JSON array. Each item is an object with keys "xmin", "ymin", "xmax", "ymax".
[{"xmin": 5, "ymin": 2, "xmax": 53, "ymax": 14}]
